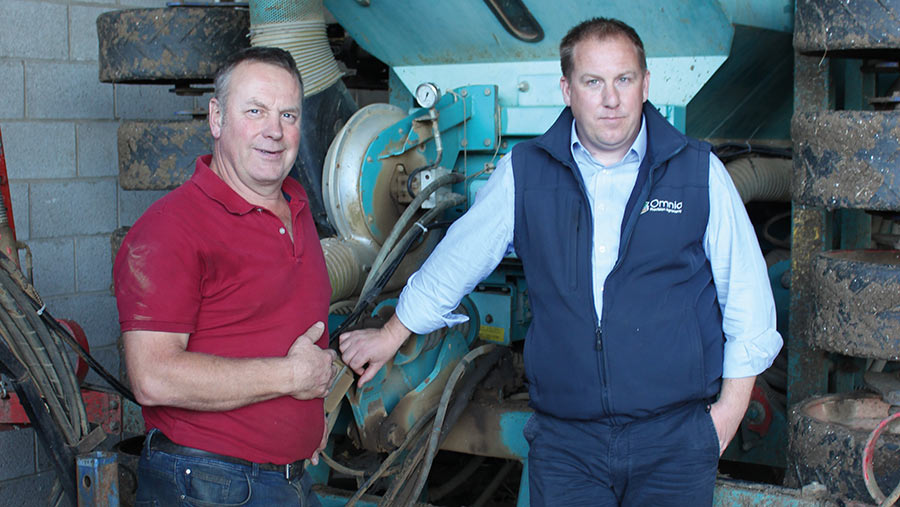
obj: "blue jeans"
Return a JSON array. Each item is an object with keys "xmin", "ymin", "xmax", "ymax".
[
  {"xmin": 525, "ymin": 401, "xmax": 719, "ymax": 506},
  {"xmin": 135, "ymin": 429, "xmax": 322, "ymax": 507}
]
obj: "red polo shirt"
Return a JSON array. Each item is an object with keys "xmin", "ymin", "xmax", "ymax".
[{"xmin": 114, "ymin": 155, "xmax": 332, "ymax": 464}]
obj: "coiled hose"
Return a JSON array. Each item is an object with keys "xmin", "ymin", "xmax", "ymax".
[
  {"xmin": 0, "ymin": 255, "xmax": 135, "ymax": 504},
  {"xmin": 863, "ymin": 411, "xmax": 900, "ymax": 506}
]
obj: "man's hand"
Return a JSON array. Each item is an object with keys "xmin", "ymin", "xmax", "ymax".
[
  {"xmin": 285, "ymin": 322, "xmax": 338, "ymax": 400},
  {"xmin": 708, "ymin": 376, "xmax": 756, "ymax": 456},
  {"xmin": 339, "ymin": 314, "xmax": 411, "ymax": 387}
]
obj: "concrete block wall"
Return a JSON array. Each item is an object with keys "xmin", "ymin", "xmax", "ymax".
[{"xmin": 0, "ymin": 0, "xmax": 200, "ymax": 502}]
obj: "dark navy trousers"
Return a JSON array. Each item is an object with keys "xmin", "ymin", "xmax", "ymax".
[{"xmin": 525, "ymin": 400, "xmax": 719, "ymax": 506}]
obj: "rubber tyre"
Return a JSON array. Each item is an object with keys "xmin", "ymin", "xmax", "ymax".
[
  {"xmin": 97, "ymin": 7, "xmax": 249, "ymax": 84},
  {"xmin": 808, "ymin": 250, "xmax": 900, "ymax": 360},
  {"xmin": 118, "ymin": 120, "xmax": 211, "ymax": 191},
  {"xmin": 795, "ymin": 0, "xmax": 900, "ymax": 55},
  {"xmin": 787, "ymin": 392, "xmax": 900, "ymax": 503}
]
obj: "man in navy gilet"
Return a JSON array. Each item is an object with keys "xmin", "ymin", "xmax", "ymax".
[{"xmin": 339, "ymin": 17, "xmax": 782, "ymax": 506}]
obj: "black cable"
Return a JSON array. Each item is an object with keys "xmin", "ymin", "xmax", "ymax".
[
  {"xmin": 405, "ymin": 164, "xmax": 431, "ymax": 199},
  {"xmin": 42, "ymin": 311, "xmax": 136, "ymax": 404},
  {"xmin": 712, "ymin": 142, "xmax": 792, "ymax": 163},
  {"xmin": 328, "ymin": 216, "xmax": 456, "ymax": 348}
]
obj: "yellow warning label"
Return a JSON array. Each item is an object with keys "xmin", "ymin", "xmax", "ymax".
[{"xmin": 479, "ymin": 325, "xmax": 505, "ymax": 343}]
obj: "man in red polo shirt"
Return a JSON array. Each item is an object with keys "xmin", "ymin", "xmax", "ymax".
[{"xmin": 114, "ymin": 47, "xmax": 336, "ymax": 506}]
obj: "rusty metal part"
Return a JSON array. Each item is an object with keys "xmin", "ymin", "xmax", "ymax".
[
  {"xmin": 795, "ymin": 0, "xmax": 900, "ymax": 55},
  {"xmin": 787, "ymin": 392, "xmax": 900, "ymax": 503},
  {"xmin": 97, "ymin": 7, "xmax": 249, "ymax": 84},
  {"xmin": 793, "ymin": 110, "xmax": 900, "ymax": 210},
  {"xmin": 788, "ymin": 50, "xmax": 833, "ymax": 407},
  {"xmin": 118, "ymin": 120, "xmax": 210, "ymax": 190},
  {"xmin": 112, "ymin": 435, "xmax": 143, "ymax": 505},
  {"xmin": 788, "ymin": 207, "xmax": 831, "ymax": 406},
  {"xmin": 713, "ymin": 478, "xmax": 835, "ymax": 506},
  {"xmin": 76, "ymin": 452, "xmax": 120, "ymax": 507},
  {"xmin": 0, "ymin": 388, "xmax": 122, "ymax": 434},
  {"xmin": 440, "ymin": 397, "xmax": 531, "ymax": 460},
  {"xmin": 808, "ymin": 250, "xmax": 900, "ymax": 360},
  {"xmin": 864, "ymin": 370, "xmax": 900, "ymax": 405}
]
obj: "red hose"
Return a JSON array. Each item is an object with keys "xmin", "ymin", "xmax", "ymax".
[{"xmin": 862, "ymin": 411, "xmax": 900, "ymax": 506}]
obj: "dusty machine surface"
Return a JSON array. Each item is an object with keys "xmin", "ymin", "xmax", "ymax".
[{"xmin": 4, "ymin": 0, "xmax": 897, "ymax": 505}]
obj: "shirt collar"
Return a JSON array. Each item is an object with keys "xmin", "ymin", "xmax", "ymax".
[
  {"xmin": 569, "ymin": 115, "xmax": 647, "ymax": 169},
  {"xmin": 189, "ymin": 154, "xmax": 308, "ymax": 216}
]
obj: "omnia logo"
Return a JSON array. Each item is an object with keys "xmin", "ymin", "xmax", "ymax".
[{"xmin": 641, "ymin": 198, "xmax": 683, "ymax": 214}]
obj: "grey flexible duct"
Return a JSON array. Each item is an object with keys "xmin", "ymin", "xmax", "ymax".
[
  {"xmin": 725, "ymin": 157, "xmax": 792, "ymax": 204},
  {"xmin": 248, "ymin": 0, "xmax": 343, "ymax": 97}
]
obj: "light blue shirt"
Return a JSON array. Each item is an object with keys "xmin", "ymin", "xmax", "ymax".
[{"xmin": 396, "ymin": 117, "xmax": 783, "ymax": 379}]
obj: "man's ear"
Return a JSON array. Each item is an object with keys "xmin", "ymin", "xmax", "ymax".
[
  {"xmin": 642, "ymin": 70, "xmax": 650, "ymax": 103},
  {"xmin": 560, "ymin": 76, "xmax": 572, "ymax": 107},
  {"xmin": 209, "ymin": 97, "xmax": 223, "ymax": 139}
]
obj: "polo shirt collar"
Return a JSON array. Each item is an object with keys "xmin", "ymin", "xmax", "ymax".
[{"xmin": 190, "ymin": 155, "xmax": 306, "ymax": 215}]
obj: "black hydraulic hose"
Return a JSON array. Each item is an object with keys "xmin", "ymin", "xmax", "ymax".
[
  {"xmin": 42, "ymin": 311, "xmax": 136, "ymax": 403},
  {"xmin": 6, "ymin": 272, "xmax": 86, "ymax": 434},
  {"xmin": 0, "ymin": 264, "xmax": 84, "ymax": 443},
  {"xmin": 0, "ymin": 291, "xmax": 78, "ymax": 443},
  {"xmin": 713, "ymin": 142, "xmax": 791, "ymax": 163},
  {"xmin": 356, "ymin": 172, "xmax": 465, "ymax": 311},
  {"xmin": 408, "ymin": 345, "xmax": 498, "ymax": 504},
  {"xmin": 328, "ymin": 201, "xmax": 461, "ymax": 348},
  {"xmin": 345, "ymin": 405, "xmax": 440, "ymax": 507},
  {"xmin": 0, "ymin": 256, "xmax": 134, "ymax": 403}
]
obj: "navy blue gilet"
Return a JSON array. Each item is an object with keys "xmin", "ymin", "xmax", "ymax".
[{"xmin": 511, "ymin": 102, "xmax": 724, "ymax": 422}]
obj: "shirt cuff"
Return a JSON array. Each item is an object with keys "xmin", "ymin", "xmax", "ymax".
[
  {"xmin": 394, "ymin": 281, "xmax": 470, "ymax": 336},
  {"xmin": 722, "ymin": 329, "xmax": 784, "ymax": 378}
]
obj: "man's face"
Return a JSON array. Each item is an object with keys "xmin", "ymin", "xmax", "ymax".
[
  {"xmin": 208, "ymin": 61, "xmax": 302, "ymax": 189},
  {"xmin": 560, "ymin": 35, "xmax": 649, "ymax": 164}
]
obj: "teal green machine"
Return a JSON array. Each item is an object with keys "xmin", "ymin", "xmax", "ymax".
[{"xmin": 298, "ymin": 1, "xmax": 799, "ymax": 504}]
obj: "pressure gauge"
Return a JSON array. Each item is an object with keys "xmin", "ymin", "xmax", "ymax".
[{"xmin": 415, "ymin": 82, "xmax": 441, "ymax": 108}]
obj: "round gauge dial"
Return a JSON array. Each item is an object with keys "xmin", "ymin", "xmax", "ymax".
[{"xmin": 415, "ymin": 82, "xmax": 440, "ymax": 108}]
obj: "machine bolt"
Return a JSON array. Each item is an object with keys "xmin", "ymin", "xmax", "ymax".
[
  {"xmin": 483, "ymin": 138, "xmax": 491, "ymax": 147},
  {"xmin": 485, "ymin": 314, "xmax": 493, "ymax": 324},
  {"xmin": 366, "ymin": 156, "xmax": 373, "ymax": 163},
  {"xmin": 461, "ymin": 139, "xmax": 468, "ymax": 147},
  {"xmin": 460, "ymin": 89, "xmax": 468, "ymax": 97},
  {"xmin": 518, "ymin": 81, "xmax": 530, "ymax": 92},
  {"xmin": 484, "ymin": 87, "xmax": 492, "ymax": 96},
  {"xmin": 745, "ymin": 400, "xmax": 764, "ymax": 424}
]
